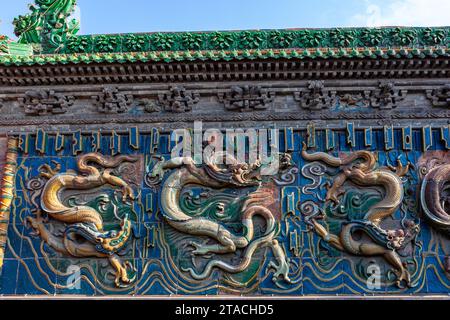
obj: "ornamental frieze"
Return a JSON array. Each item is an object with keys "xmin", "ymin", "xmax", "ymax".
[
  {"xmin": 294, "ymin": 81, "xmax": 337, "ymax": 110},
  {"xmin": 18, "ymin": 89, "xmax": 74, "ymax": 116},
  {"xmin": 28, "ymin": 27, "xmax": 449, "ymax": 56},
  {"xmin": 426, "ymin": 84, "xmax": 450, "ymax": 108},
  {"xmin": 368, "ymin": 81, "xmax": 407, "ymax": 109},
  {"xmin": 154, "ymin": 86, "xmax": 200, "ymax": 113},
  {"xmin": 0, "ymin": 83, "xmax": 448, "ymax": 130},
  {"xmin": 337, "ymin": 82, "xmax": 408, "ymax": 110},
  {"xmin": 92, "ymin": 86, "xmax": 134, "ymax": 114},
  {"xmin": 218, "ymin": 85, "xmax": 275, "ymax": 112},
  {"xmin": 294, "ymin": 81, "xmax": 408, "ymax": 111}
]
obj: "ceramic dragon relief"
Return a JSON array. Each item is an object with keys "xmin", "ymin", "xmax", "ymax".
[
  {"xmin": 1, "ymin": 0, "xmax": 450, "ymax": 298},
  {"xmin": 4, "ymin": 129, "xmax": 450, "ymax": 294},
  {"xmin": 26, "ymin": 153, "xmax": 142, "ymax": 287},
  {"xmin": 300, "ymin": 143, "xmax": 420, "ymax": 287},
  {"xmin": 418, "ymin": 151, "xmax": 450, "ymax": 235},
  {"xmin": 149, "ymin": 152, "xmax": 294, "ymax": 283}
]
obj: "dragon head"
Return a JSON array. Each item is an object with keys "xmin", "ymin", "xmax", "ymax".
[{"xmin": 229, "ymin": 160, "xmax": 262, "ymax": 186}]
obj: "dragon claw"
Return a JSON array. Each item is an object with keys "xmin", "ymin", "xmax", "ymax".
[
  {"xmin": 326, "ymin": 187, "xmax": 344, "ymax": 204},
  {"xmin": 113, "ymin": 261, "xmax": 137, "ymax": 288},
  {"xmin": 269, "ymin": 259, "xmax": 292, "ymax": 283},
  {"xmin": 394, "ymin": 267, "xmax": 412, "ymax": 288},
  {"xmin": 39, "ymin": 161, "xmax": 62, "ymax": 179},
  {"xmin": 189, "ymin": 241, "xmax": 211, "ymax": 256},
  {"xmin": 121, "ymin": 186, "xmax": 135, "ymax": 203}
]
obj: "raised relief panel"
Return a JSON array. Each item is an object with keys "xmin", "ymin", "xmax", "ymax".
[
  {"xmin": 4, "ymin": 128, "xmax": 450, "ymax": 296},
  {"xmin": 92, "ymin": 86, "xmax": 133, "ymax": 114},
  {"xmin": 27, "ymin": 153, "xmax": 144, "ymax": 288},
  {"xmin": 338, "ymin": 91, "xmax": 372, "ymax": 109},
  {"xmin": 336, "ymin": 82, "xmax": 407, "ymax": 110},
  {"xmin": 18, "ymin": 89, "xmax": 74, "ymax": 116},
  {"xmin": 151, "ymin": 86, "xmax": 200, "ymax": 113},
  {"xmin": 368, "ymin": 81, "xmax": 407, "ymax": 109},
  {"xmin": 294, "ymin": 81, "xmax": 336, "ymax": 110},
  {"xmin": 426, "ymin": 84, "xmax": 450, "ymax": 108},
  {"xmin": 141, "ymin": 99, "xmax": 162, "ymax": 113},
  {"xmin": 149, "ymin": 152, "xmax": 296, "ymax": 285},
  {"xmin": 218, "ymin": 85, "xmax": 275, "ymax": 112},
  {"xmin": 301, "ymin": 144, "xmax": 419, "ymax": 288},
  {"xmin": 418, "ymin": 152, "xmax": 450, "ymax": 235}
]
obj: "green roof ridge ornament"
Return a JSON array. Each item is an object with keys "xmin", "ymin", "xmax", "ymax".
[
  {"xmin": 4, "ymin": 3, "xmax": 450, "ymax": 58},
  {"xmin": 0, "ymin": 35, "xmax": 33, "ymax": 56},
  {"xmin": 53, "ymin": 27, "xmax": 449, "ymax": 56},
  {"xmin": 0, "ymin": 36, "xmax": 10, "ymax": 55},
  {"xmin": 13, "ymin": 0, "xmax": 79, "ymax": 52}
]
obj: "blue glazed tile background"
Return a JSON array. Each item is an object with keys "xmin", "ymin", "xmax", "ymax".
[{"xmin": 1, "ymin": 127, "xmax": 449, "ymax": 296}]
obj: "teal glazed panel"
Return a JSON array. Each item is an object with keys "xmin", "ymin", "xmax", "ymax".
[{"xmin": 2, "ymin": 126, "xmax": 450, "ymax": 296}]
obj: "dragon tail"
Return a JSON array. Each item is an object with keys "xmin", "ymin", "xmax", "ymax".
[
  {"xmin": 183, "ymin": 227, "xmax": 277, "ymax": 280},
  {"xmin": 302, "ymin": 142, "xmax": 376, "ymax": 170},
  {"xmin": 78, "ymin": 154, "xmax": 137, "ymax": 172}
]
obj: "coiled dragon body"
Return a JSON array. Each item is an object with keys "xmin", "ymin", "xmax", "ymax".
[
  {"xmin": 302, "ymin": 143, "xmax": 418, "ymax": 287},
  {"xmin": 421, "ymin": 163, "xmax": 450, "ymax": 234},
  {"xmin": 28, "ymin": 153, "xmax": 138, "ymax": 287},
  {"xmin": 151, "ymin": 154, "xmax": 291, "ymax": 283}
]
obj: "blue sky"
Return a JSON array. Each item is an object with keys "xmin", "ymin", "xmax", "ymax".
[{"xmin": 1, "ymin": 0, "xmax": 449, "ymax": 39}]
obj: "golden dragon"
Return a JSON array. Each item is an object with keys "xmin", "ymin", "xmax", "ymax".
[
  {"xmin": 302, "ymin": 143, "xmax": 419, "ymax": 287},
  {"xmin": 419, "ymin": 152, "xmax": 450, "ymax": 235},
  {"xmin": 27, "ymin": 153, "xmax": 138, "ymax": 287},
  {"xmin": 151, "ymin": 153, "xmax": 291, "ymax": 283}
]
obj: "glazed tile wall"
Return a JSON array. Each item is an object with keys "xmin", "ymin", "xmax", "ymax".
[{"xmin": 0, "ymin": 127, "xmax": 449, "ymax": 296}]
